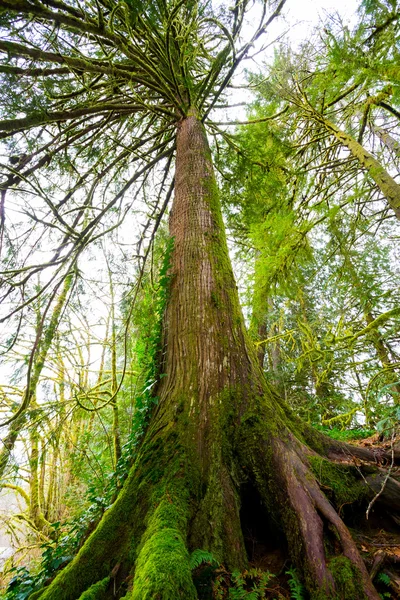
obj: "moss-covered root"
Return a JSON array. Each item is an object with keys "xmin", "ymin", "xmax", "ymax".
[
  {"xmin": 78, "ymin": 577, "xmax": 110, "ymax": 599},
  {"xmin": 253, "ymin": 437, "xmax": 380, "ymax": 600},
  {"xmin": 27, "ymin": 456, "xmax": 143, "ymax": 600},
  {"xmin": 27, "ymin": 590, "xmax": 45, "ymax": 600},
  {"xmin": 129, "ymin": 490, "xmax": 197, "ymax": 600}
]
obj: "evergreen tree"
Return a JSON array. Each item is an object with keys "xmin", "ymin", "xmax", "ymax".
[{"xmin": 0, "ymin": 2, "xmax": 399, "ymax": 599}]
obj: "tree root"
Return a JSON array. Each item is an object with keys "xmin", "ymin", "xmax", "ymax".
[
  {"xmin": 27, "ymin": 410, "xmax": 400, "ymax": 600},
  {"xmin": 249, "ymin": 434, "xmax": 382, "ymax": 599}
]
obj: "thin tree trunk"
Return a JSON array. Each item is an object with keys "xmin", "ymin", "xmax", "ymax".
[
  {"xmin": 109, "ymin": 273, "xmax": 122, "ymax": 465},
  {"xmin": 29, "ymin": 411, "xmax": 53, "ymax": 538},
  {"xmin": 0, "ymin": 272, "xmax": 74, "ymax": 483},
  {"xmin": 372, "ymin": 124, "xmax": 400, "ymax": 158}
]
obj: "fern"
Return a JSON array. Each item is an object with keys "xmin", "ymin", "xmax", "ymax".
[
  {"xmin": 190, "ymin": 549, "xmax": 219, "ymax": 570},
  {"xmin": 227, "ymin": 568, "xmax": 274, "ymax": 599},
  {"xmin": 195, "ymin": 560, "xmax": 274, "ymax": 599},
  {"xmin": 286, "ymin": 566, "xmax": 305, "ymax": 600},
  {"xmin": 229, "ymin": 571, "xmax": 247, "ymax": 599},
  {"xmin": 377, "ymin": 571, "xmax": 391, "ymax": 587}
]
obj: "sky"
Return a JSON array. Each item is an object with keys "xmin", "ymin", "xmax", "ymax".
[
  {"xmin": 213, "ymin": 0, "xmax": 361, "ymax": 123},
  {"xmin": 284, "ymin": 0, "xmax": 360, "ymax": 39}
]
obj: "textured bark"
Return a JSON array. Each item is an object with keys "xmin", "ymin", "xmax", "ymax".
[{"xmin": 28, "ymin": 114, "xmax": 399, "ymax": 600}]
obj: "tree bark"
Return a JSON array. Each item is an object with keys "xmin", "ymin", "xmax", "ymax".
[{"xmin": 29, "ymin": 113, "xmax": 399, "ymax": 600}]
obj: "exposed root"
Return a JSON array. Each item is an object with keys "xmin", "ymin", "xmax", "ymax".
[
  {"xmin": 251, "ymin": 435, "xmax": 382, "ymax": 599},
  {"xmin": 326, "ymin": 438, "xmax": 400, "ymax": 466},
  {"xmin": 26, "ymin": 407, "xmax": 400, "ymax": 600}
]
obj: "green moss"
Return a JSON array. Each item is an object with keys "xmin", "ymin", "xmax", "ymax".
[
  {"xmin": 131, "ymin": 492, "xmax": 196, "ymax": 599},
  {"xmin": 189, "ymin": 436, "xmax": 246, "ymax": 570},
  {"xmin": 27, "ymin": 590, "xmax": 45, "ymax": 600},
  {"xmin": 309, "ymin": 456, "xmax": 369, "ymax": 506},
  {"xmin": 77, "ymin": 577, "xmax": 110, "ymax": 599},
  {"xmin": 35, "ymin": 455, "xmax": 146, "ymax": 600},
  {"xmin": 210, "ymin": 290, "xmax": 222, "ymax": 309},
  {"xmin": 328, "ymin": 556, "xmax": 365, "ymax": 600}
]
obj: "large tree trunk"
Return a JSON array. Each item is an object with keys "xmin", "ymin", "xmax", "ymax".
[{"xmin": 29, "ymin": 113, "xmax": 400, "ymax": 600}]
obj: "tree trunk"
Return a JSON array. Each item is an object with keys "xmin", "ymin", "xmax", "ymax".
[{"xmin": 29, "ymin": 113, "xmax": 399, "ymax": 600}]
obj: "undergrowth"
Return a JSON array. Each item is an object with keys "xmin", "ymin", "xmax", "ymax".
[
  {"xmin": 190, "ymin": 550, "xmax": 307, "ymax": 600},
  {"xmin": 314, "ymin": 425, "xmax": 374, "ymax": 441},
  {"xmin": 2, "ymin": 240, "xmax": 175, "ymax": 600}
]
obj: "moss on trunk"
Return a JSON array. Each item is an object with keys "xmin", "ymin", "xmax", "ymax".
[{"xmin": 28, "ymin": 114, "xmax": 399, "ymax": 600}]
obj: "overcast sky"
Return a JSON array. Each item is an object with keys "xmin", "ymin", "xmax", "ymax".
[{"xmin": 284, "ymin": 0, "xmax": 360, "ymax": 37}]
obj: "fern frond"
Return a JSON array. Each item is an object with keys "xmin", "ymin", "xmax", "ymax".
[{"xmin": 189, "ymin": 549, "xmax": 219, "ymax": 570}]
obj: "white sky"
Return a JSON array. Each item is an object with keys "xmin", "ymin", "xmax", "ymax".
[{"xmin": 284, "ymin": 0, "xmax": 360, "ymax": 38}]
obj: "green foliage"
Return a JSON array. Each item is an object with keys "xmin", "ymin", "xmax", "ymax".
[
  {"xmin": 376, "ymin": 403, "xmax": 400, "ymax": 436},
  {"xmin": 4, "ymin": 523, "xmax": 73, "ymax": 600},
  {"xmin": 190, "ymin": 549, "xmax": 219, "ymax": 570},
  {"xmin": 314, "ymin": 425, "xmax": 375, "ymax": 441},
  {"xmin": 189, "ymin": 553, "xmax": 276, "ymax": 600},
  {"xmin": 4, "ymin": 567, "xmax": 38, "ymax": 600},
  {"xmin": 3, "ymin": 239, "xmax": 175, "ymax": 600},
  {"xmin": 216, "ymin": 0, "xmax": 400, "ymax": 437},
  {"xmin": 285, "ymin": 567, "xmax": 305, "ymax": 600},
  {"xmin": 377, "ymin": 571, "xmax": 391, "ymax": 587},
  {"xmin": 115, "ymin": 235, "xmax": 174, "ymax": 481},
  {"xmin": 212, "ymin": 568, "xmax": 275, "ymax": 600}
]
